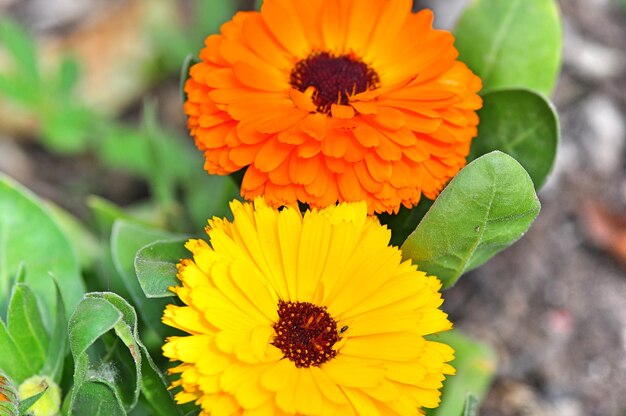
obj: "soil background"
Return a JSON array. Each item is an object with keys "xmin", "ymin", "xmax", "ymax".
[{"xmin": 1, "ymin": 1, "xmax": 625, "ymax": 415}]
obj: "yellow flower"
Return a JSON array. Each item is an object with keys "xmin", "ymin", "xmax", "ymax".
[{"xmin": 162, "ymin": 198, "xmax": 454, "ymax": 415}]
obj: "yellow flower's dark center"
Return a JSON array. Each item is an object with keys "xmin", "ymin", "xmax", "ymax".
[
  {"xmin": 272, "ymin": 300, "xmax": 340, "ymax": 368},
  {"xmin": 290, "ymin": 51, "xmax": 380, "ymax": 114}
]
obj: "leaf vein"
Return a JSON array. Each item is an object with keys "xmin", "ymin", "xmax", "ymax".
[{"xmin": 481, "ymin": 0, "xmax": 522, "ymax": 84}]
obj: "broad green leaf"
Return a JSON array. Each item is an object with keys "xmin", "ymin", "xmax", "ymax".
[
  {"xmin": 0, "ymin": 372, "xmax": 18, "ymax": 416},
  {"xmin": 68, "ymin": 296, "xmax": 132, "ymax": 413},
  {"xmin": 0, "ymin": 175, "xmax": 84, "ymax": 330},
  {"xmin": 68, "ymin": 293, "xmax": 180, "ymax": 415},
  {"xmin": 100, "ymin": 293, "xmax": 181, "ymax": 416},
  {"xmin": 7, "ymin": 284, "xmax": 49, "ymax": 376},
  {"xmin": 426, "ymin": 331, "xmax": 496, "ymax": 416},
  {"xmin": 135, "ymin": 239, "xmax": 189, "ymax": 298},
  {"xmin": 401, "ymin": 152, "xmax": 540, "ymax": 288},
  {"xmin": 45, "ymin": 202, "xmax": 99, "ymax": 270},
  {"xmin": 454, "ymin": 0, "xmax": 562, "ymax": 95},
  {"xmin": 110, "ymin": 221, "xmax": 175, "ymax": 340},
  {"xmin": 469, "ymin": 89, "xmax": 559, "ymax": 189}
]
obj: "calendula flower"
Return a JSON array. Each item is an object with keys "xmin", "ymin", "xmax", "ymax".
[
  {"xmin": 162, "ymin": 198, "xmax": 454, "ymax": 415},
  {"xmin": 184, "ymin": 0, "xmax": 482, "ymax": 214}
]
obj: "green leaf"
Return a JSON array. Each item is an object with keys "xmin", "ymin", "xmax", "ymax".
[
  {"xmin": 0, "ymin": 320, "xmax": 31, "ymax": 383},
  {"xmin": 426, "ymin": 331, "xmax": 496, "ymax": 416},
  {"xmin": 96, "ymin": 126, "xmax": 153, "ymax": 177},
  {"xmin": 135, "ymin": 239, "xmax": 189, "ymax": 298},
  {"xmin": 17, "ymin": 386, "xmax": 47, "ymax": 415},
  {"xmin": 401, "ymin": 151, "xmax": 540, "ymax": 289},
  {"xmin": 0, "ymin": 372, "xmax": 19, "ymax": 416},
  {"xmin": 454, "ymin": 0, "xmax": 562, "ymax": 95},
  {"xmin": 469, "ymin": 89, "xmax": 559, "ymax": 189},
  {"xmin": 86, "ymin": 196, "xmax": 153, "ymax": 237},
  {"xmin": 71, "ymin": 381, "xmax": 126, "ymax": 416},
  {"xmin": 192, "ymin": 1, "xmax": 240, "ymax": 44},
  {"xmin": 379, "ymin": 199, "xmax": 434, "ymax": 247},
  {"xmin": 179, "ymin": 54, "xmax": 199, "ymax": 103},
  {"xmin": 184, "ymin": 174, "xmax": 241, "ymax": 229},
  {"xmin": 110, "ymin": 220, "xmax": 176, "ymax": 339},
  {"xmin": 41, "ymin": 279, "xmax": 67, "ymax": 383},
  {"xmin": 7, "ymin": 283, "xmax": 50, "ymax": 377},
  {"xmin": 56, "ymin": 55, "xmax": 81, "ymax": 97},
  {"xmin": 45, "ymin": 202, "xmax": 100, "ymax": 270},
  {"xmin": 67, "ymin": 293, "xmax": 180, "ymax": 415},
  {"xmin": 0, "ymin": 18, "xmax": 39, "ymax": 85},
  {"xmin": 0, "ymin": 175, "xmax": 84, "ymax": 331},
  {"xmin": 462, "ymin": 394, "xmax": 479, "ymax": 416},
  {"xmin": 68, "ymin": 296, "xmax": 130, "ymax": 413},
  {"xmin": 40, "ymin": 106, "xmax": 95, "ymax": 153}
]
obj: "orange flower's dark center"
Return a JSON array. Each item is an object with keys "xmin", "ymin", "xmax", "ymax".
[
  {"xmin": 272, "ymin": 300, "xmax": 340, "ymax": 368},
  {"xmin": 290, "ymin": 51, "xmax": 380, "ymax": 114}
]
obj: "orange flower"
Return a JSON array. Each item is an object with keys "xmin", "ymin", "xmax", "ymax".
[{"xmin": 185, "ymin": 0, "xmax": 482, "ymax": 214}]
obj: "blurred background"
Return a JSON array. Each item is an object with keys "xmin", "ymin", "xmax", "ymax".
[{"xmin": 0, "ymin": 0, "xmax": 624, "ymax": 415}]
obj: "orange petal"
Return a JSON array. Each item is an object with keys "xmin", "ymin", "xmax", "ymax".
[
  {"xmin": 331, "ymin": 104, "xmax": 355, "ymax": 119},
  {"xmin": 254, "ymin": 137, "xmax": 293, "ymax": 172},
  {"xmin": 288, "ymin": 155, "xmax": 320, "ymax": 185}
]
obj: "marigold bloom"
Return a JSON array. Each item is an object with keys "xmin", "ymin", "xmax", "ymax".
[
  {"xmin": 184, "ymin": 0, "xmax": 482, "ymax": 214},
  {"xmin": 162, "ymin": 198, "xmax": 455, "ymax": 415}
]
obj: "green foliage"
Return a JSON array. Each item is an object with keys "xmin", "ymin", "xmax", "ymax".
[
  {"xmin": 41, "ymin": 281, "xmax": 67, "ymax": 384},
  {"xmin": 45, "ymin": 202, "xmax": 100, "ymax": 270},
  {"xmin": 67, "ymin": 292, "xmax": 180, "ymax": 415},
  {"xmin": 110, "ymin": 221, "xmax": 179, "ymax": 341},
  {"xmin": 401, "ymin": 152, "xmax": 540, "ymax": 289},
  {"xmin": 462, "ymin": 394, "xmax": 479, "ymax": 416},
  {"xmin": 380, "ymin": 199, "xmax": 434, "ymax": 247},
  {"xmin": 469, "ymin": 89, "xmax": 559, "ymax": 189},
  {"xmin": 0, "ymin": 176, "xmax": 85, "ymax": 330},
  {"xmin": 183, "ymin": 174, "xmax": 241, "ymax": 227},
  {"xmin": 0, "ymin": 1, "xmax": 565, "ymax": 415},
  {"xmin": 0, "ymin": 278, "xmax": 65, "ymax": 386},
  {"xmin": 149, "ymin": 1, "xmax": 240, "ymax": 74},
  {"xmin": 135, "ymin": 239, "xmax": 190, "ymax": 298},
  {"xmin": 426, "ymin": 331, "xmax": 497, "ymax": 416},
  {"xmin": 0, "ymin": 18, "xmax": 39, "ymax": 102},
  {"xmin": 7, "ymin": 283, "xmax": 49, "ymax": 380},
  {"xmin": 0, "ymin": 17, "xmax": 93, "ymax": 153},
  {"xmin": 454, "ymin": 0, "xmax": 562, "ymax": 95}
]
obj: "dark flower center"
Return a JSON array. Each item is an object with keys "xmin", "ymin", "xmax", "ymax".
[
  {"xmin": 290, "ymin": 51, "xmax": 380, "ymax": 114},
  {"xmin": 272, "ymin": 300, "xmax": 340, "ymax": 368}
]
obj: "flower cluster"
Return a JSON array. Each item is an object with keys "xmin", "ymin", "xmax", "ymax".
[{"xmin": 163, "ymin": 0, "xmax": 479, "ymax": 414}]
